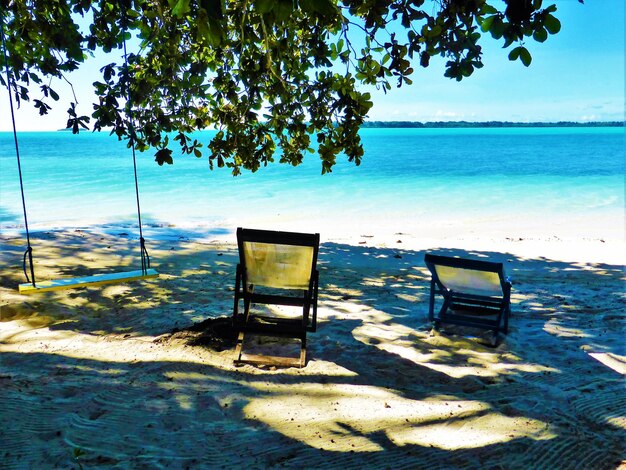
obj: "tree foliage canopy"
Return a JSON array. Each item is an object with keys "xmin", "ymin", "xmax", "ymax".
[{"xmin": 1, "ymin": 0, "xmax": 567, "ymax": 174}]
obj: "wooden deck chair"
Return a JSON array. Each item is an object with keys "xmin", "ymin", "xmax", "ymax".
[
  {"xmin": 233, "ymin": 227, "xmax": 320, "ymax": 368},
  {"xmin": 424, "ymin": 253, "xmax": 512, "ymax": 343}
]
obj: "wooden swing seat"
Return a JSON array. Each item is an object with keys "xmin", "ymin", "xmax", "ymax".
[{"xmin": 18, "ymin": 268, "xmax": 159, "ymax": 294}]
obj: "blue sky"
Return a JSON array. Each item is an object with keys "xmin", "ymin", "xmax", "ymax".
[
  {"xmin": 364, "ymin": 0, "xmax": 625, "ymax": 122},
  {"xmin": 1, "ymin": 0, "xmax": 624, "ymax": 131}
]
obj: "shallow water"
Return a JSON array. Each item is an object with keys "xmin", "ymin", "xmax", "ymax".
[{"xmin": 0, "ymin": 127, "xmax": 623, "ymax": 239}]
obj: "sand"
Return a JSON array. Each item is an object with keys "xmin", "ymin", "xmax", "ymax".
[{"xmin": 0, "ymin": 227, "xmax": 624, "ymax": 469}]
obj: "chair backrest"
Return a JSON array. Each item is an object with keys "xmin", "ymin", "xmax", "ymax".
[
  {"xmin": 424, "ymin": 253, "xmax": 506, "ymax": 297},
  {"xmin": 237, "ymin": 228, "xmax": 320, "ymax": 290}
]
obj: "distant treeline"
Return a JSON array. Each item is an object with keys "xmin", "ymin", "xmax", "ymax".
[
  {"xmin": 56, "ymin": 120, "xmax": 623, "ymax": 132},
  {"xmin": 361, "ymin": 121, "xmax": 624, "ymax": 128}
]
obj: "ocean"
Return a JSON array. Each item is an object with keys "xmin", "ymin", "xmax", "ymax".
[{"xmin": 0, "ymin": 127, "xmax": 624, "ymax": 241}]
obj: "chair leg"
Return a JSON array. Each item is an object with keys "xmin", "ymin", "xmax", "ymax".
[
  {"xmin": 302, "ymin": 295, "xmax": 310, "ymax": 330},
  {"xmin": 503, "ymin": 304, "xmax": 510, "ymax": 334},
  {"xmin": 233, "ymin": 266, "xmax": 241, "ymax": 324},
  {"xmin": 311, "ymin": 270, "xmax": 319, "ymax": 332},
  {"xmin": 438, "ymin": 296, "xmax": 451, "ymax": 322},
  {"xmin": 503, "ymin": 283, "xmax": 512, "ymax": 334},
  {"xmin": 234, "ymin": 330, "xmax": 246, "ymax": 365},
  {"xmin": 428, "ymin": 279, "xmax": 436, "ymax": 322},
  {"xmin": 299, "ymin": 336, "xmax": 307, "ymax": 368}
]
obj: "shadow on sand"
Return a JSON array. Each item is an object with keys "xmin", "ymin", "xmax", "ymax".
[{"xmin": 0, "ymin": 229, "xmax": 624, "ymax": 468}]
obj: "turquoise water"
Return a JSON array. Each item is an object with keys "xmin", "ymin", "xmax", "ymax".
[{"xmin": 0, "ymin": 127, "xmax": 623, "ymax": 239}]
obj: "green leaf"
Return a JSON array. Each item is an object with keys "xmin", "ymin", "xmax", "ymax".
[
  {"xmin": 533, "ymin": 27, "xmax": 548, "ymax": 42},
  {"xmin": 519, "ymin": 47, "xmax": 532, "ymax": 66},
  {"xmin": 254, "ymin": 0, "xmax": 274, "ymax": 14},
  {"xmin": 503, "ymin": 36, "xmax": 515, "ymax": 48},
  {"xmin": 544, "ymin": 14, "xmax": 561, "ymax": 34},
  {"xmin": 490, "ymin": 18, "xmax": 506, "ymax": 39},
  {"xmin": 201, "ymin": 0, "xmax": 223, "ymax": 19},
  {"xmin": 300, "ymin": 0, "xmax": 337, "ymax": 16},
  {"xmin": 169, "ymin": 0, "xmax": 191, "ymax": 17},
  {"xmin": 34, "ymin": 99, "xmax": 51, "ymax": 115},
  {"xmin": 28, "ymin": 72, "xmax": 42, "ymax": 84},
  {"xmin": 508, "ymin": 46, "xmax": 522, "ymax": 61},
  {"xmin": 481, "ymin": 15, "xmax": 496, "ymax": 33},
  {"xmin": 155, "ymin": 148, "xmax": 174, "ymax": 165},
  {"xmin": 197, "ymin": 9, "xmax": 225, "ymax": 46},
  {"xmin": 4, "ymin": 0, "xmax": 557, "ymax": 174},
  {"xmin": 274, "ymin": 0, "xmax": 293, "ymax": 21}
]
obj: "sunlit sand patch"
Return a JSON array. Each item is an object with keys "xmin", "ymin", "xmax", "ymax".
[
  {"xmin": 151, "ymin": 272, "xmax": 177, "ymax": 281},
  {"xmin": 0, "ymin": 321, "xmax": 203, "ymax": 364},
  {"xmin": 391, "ymin": 412, "xmax": 553, "ymax": 450},
  {"xmin": 162, "ymin": 371, "xmax": 245, "ymax": 384},
  {"xmin": 512, "ymin": 292, "xmax": 536, "ymax": 302},
  {"xmin": 0, "ymin": 320, "xmax": 82, "ymax": 346},
  {"xmin": 309, "ymin": 306, "xmax": 343, "ymax": 323},
  {"xmin": 544, "ymin": 320, "xmax": 592, "ymax": 338},
  {"xmin": 323, "ymin": 300, "xmax": 386, "ymax": 318},
  {"xmin": 179, "ymin": 268, "xmax": 211, "ymax": 277},
  {"xmin": 322, "ymin": 285, "xmax": 363, "ymax": 298},
  {"xmin": 0, "ymin": 305, "xmax": 59, "ymax": 327},
  {"xmin": 213, "ymin": 259, "xmax": 234, "ymax": 267},
  {"xmin": 606, "ymin": 416, "xmax": 626, "ymax": 430},
  {"xmin": 244, "ymin": 383, "xmax": 553, "ymax": 452},
  {"xmin": 562, "ymin": 304, "xmax": 582, "ymax": 311},
  {"xmin": 353, "ymin": 322, "xmax": 412, "ymax": 343},
  {"xmin": 71, "ymin": 365, "xmax": 127, "ymax": 376},
  {"xmin": 415, "ymin": 359, "xmax": 557, "ymax": 379},
  {"xmin": 395, "ymin": 293, "xmax": 420, "ymax": 302},
  {"xmin": 352, "ymin": 321, "xmax": 557, "ymax": 378},
  {"xmin": 172, "ymin": 391, "xmax": 194, "ymax": 411},
  {"xmin": 362, "ymin": 277, "xmax": 385, "ymax": 287},
  {"xmin": 0, "ymin": 319, "xmax": 356, "ymax": 377},
  {"xmin": 410, "ymin": 266, "xmax": 430, "ymax": 276},
  {"xmin": 0, "ymin": 289, "xmax": 28, "ymax": 307},
  {"xmin": 100, "ymin": 284, "xmax": 133, "ymax": 298},
  {"xmin": 587, "ymin": 352, "xmax": 626, "ymax": 375}
]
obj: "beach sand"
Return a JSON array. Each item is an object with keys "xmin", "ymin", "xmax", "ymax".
[{"xmin": 1, "ymin": 227, "xmax": 624, "ymax": 469}]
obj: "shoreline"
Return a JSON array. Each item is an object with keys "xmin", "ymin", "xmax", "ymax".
[{"xmin": 2, "ymin": 220, "xmax": 623, "ymax": 266}]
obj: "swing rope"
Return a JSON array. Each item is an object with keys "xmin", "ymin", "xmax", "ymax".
[
  {"xmin": 121, "ymin": 26, "xmax": 150, "ymax": 275},
  {"xmin": 3, "ymin": 6, "xmax": 155, "ymax": 292},
  {"xmin": 1, "ymin": 11, "xmax": 36, "ymax": 287}
]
